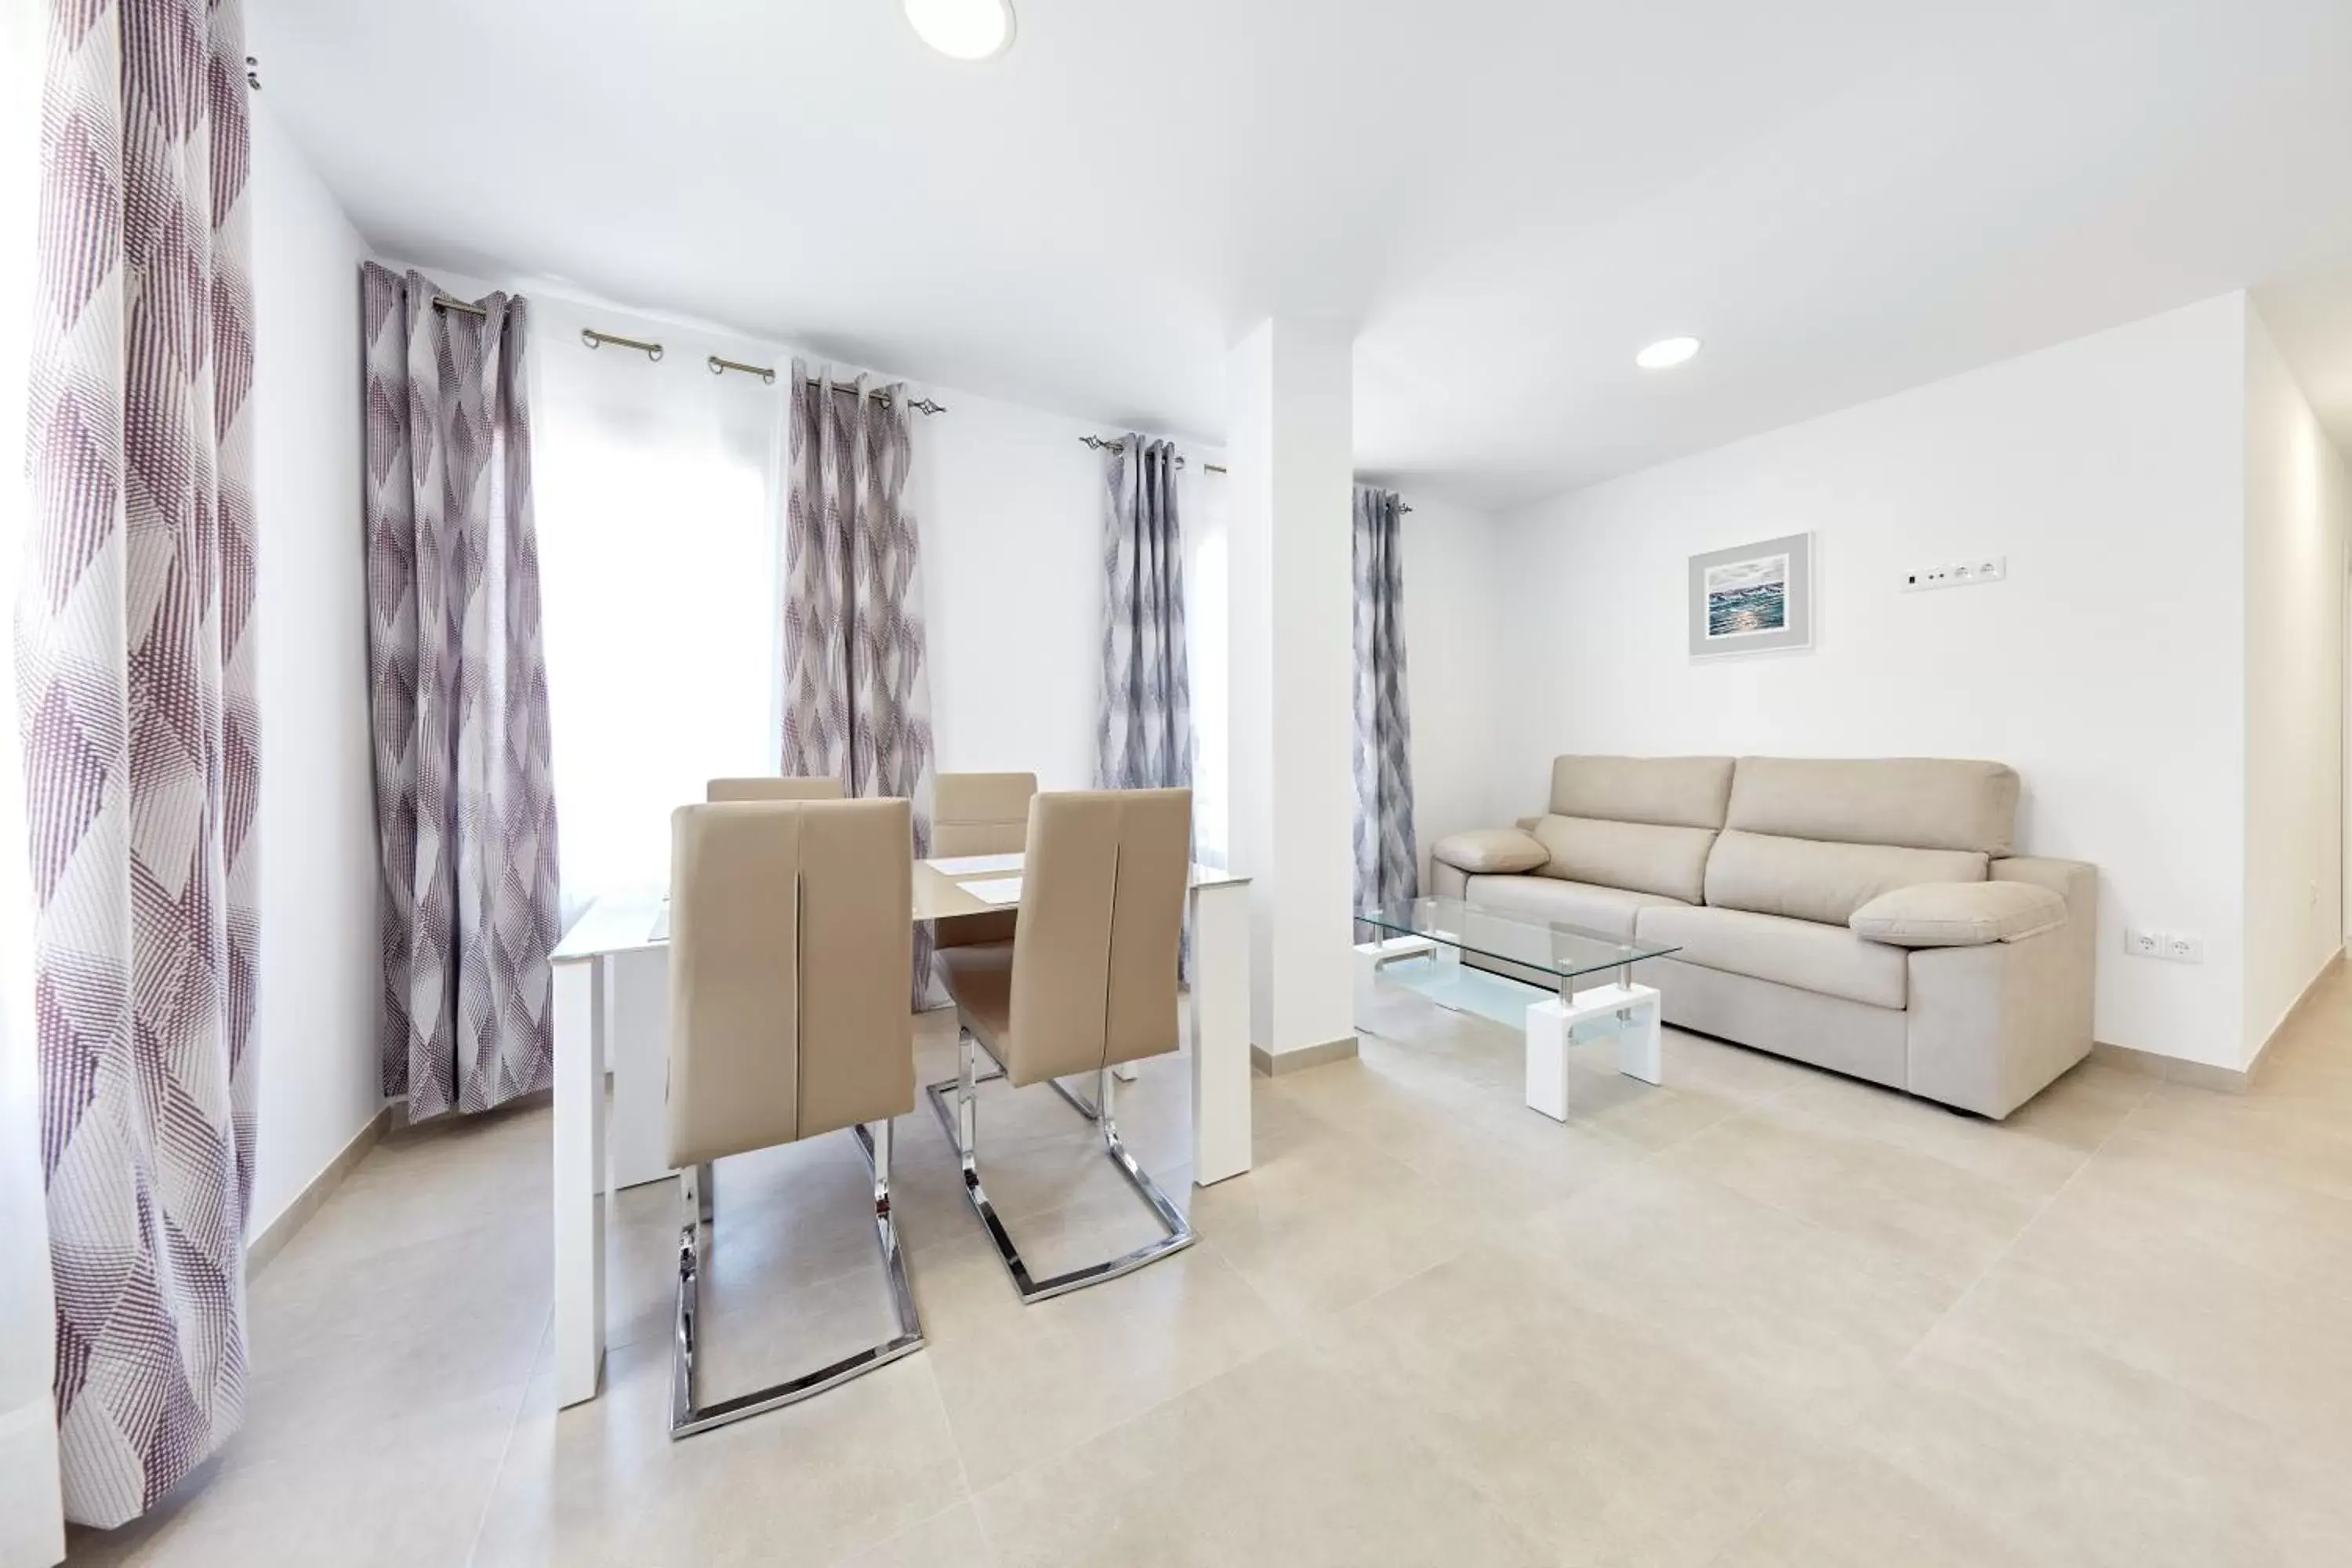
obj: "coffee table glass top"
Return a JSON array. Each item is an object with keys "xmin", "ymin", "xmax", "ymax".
[{"xmin": 1357, "ymin": 896, "xmax": 1680, "ymax": 982}]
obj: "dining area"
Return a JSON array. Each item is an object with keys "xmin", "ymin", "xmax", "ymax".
[{"xmin": 545, "ymin": 771, "xmax": 1254, "ymax": 1426}]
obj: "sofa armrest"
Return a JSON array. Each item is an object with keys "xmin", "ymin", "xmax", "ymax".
[
  {"xmin": 1906, "ymin": 856, "xmax": 2098, "ymax": 1118},
  {"xmin": 1432, "ymin": 828, "xmax": 1549, "ymax": 876},
  {"xmin": 1851, "ymin": 881, "xmax": 2067, "ymax": 947}
]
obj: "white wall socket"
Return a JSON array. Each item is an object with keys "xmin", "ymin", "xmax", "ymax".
[
  {"xmin": 2125, "ymin": 927, "xmax": 2202, "ymax": 964},
  {"xmin": 1902, "ymin": 556, "xmax": 2006, "ymax": 592}
]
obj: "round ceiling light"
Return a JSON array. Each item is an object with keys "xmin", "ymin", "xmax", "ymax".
[
  {"xmin": 902, "ymin": 0, "xmax": 1016, "ymax": 60},
  {"xmin": 1635, "ymin": 336, "xmax": 1701, "ymax": 370}
]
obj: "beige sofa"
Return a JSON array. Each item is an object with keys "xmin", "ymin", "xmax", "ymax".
[{"xmin": 1428, "ymin": 757, "xmax": 2096, "ymax": 1119}]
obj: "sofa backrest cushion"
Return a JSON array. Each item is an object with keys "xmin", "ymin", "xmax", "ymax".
[
  {"xmin": 1534, "ymin": 815, "xmax": 1714, "ymax": 905},
  {"xmin": 1549, "ymin": 756, "xmax": 1736, "ymax": 830},
  {"xmin": 1705, "ymin": 829, "xmax": 1988, "ymax": 927},
  {"xmin": 1725, "ymin": 757, "xmax": 2020, "ymax": 855}
]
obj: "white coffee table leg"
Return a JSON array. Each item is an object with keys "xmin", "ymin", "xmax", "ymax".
[
  {"xmin": 1617, "ymin": 989, "xmax": 1663, "ymax": 1085},
  {"xmin": 1354, "ymin": 934, "xmax": 1439, "ymax": 1028},
  {"xmin": 1525, "ymin": 996, "xmax": 1573, "ymax": 1122},
  {"xmin": 1525, "ymin": 982, "xmax": 1662, "ymax": 1121}
]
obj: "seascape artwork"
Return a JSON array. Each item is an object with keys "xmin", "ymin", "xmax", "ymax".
[
  {"xmin": 1704, "ymin": 554, "xmax": 1789, "ymax": 638},
  {"xmin": 1687, "ymin": 532, "xmax": 1813, "ymax": 657}
]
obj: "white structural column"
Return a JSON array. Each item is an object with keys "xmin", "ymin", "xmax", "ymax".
[{"xmin": 1226, "ymin": 319, "xmax": 1359, "ymax": 1069}]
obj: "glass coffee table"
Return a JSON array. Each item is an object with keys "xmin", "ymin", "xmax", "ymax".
[{"xmin": 1354, "ymin": 896, "xmax": 1682, "ymax": 1121}]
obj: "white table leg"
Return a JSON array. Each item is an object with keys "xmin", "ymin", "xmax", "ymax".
[
  {"xmin": 1617, "ymin": 990, "xmax": 1663, "ymax": 1085},
  {"xmin": 1189, "ymin": 879, "xmax": 1252, "ymax": 1185},
  {"xmin": 1353, "ymin": 934, "xmax": 1439, "ymax": 1027},
  {"xmin": 1524, "ymin": 996, "xmax": 1572, "ymax": 1122},
  {"xmin": 608, "ymin": 946, "xmax": 673, "ymax": 1190},
  {"xmin": 552, "ymin": 955, "xmax": 606, "ymax": 1407},
  {"xmin": 1524, "ymin": 982, "xmax": 1662, "ymax": 1123}
]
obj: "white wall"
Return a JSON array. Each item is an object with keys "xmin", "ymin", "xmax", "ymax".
[
  {"xmin": 2243, "ymin": 304, "xmax": 2350, "ymax": 1051},
  {"xmin": 247, "ymin": 102, "xmax": 385, "ymax": 1236},
  {"xmin": 1399, "ymin": 496, "xmax": 1508, "ymax": 883},
  {"xmin": 1492, "ymin": 295, "xmax": 2252, "ymax": 1068},
  {"xmin": 913, "ymin": 390, "xmax": 1224, "ymax": 793}
]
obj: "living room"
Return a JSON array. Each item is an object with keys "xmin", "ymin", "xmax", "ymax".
[{"xmin": 5, "ymin": 2, "xmax": 2352, "ymax": 1565}]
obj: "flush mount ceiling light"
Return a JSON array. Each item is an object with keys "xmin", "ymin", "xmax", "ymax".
[
  {"xmin": 1635, "ymin": 336, "xmax": 1701, "ymax": 370},
  {"xmin": 902, "ymin": 0, "xmax": 1015, "ymax": 60}
]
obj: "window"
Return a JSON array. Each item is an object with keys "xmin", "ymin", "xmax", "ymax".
[{"xmin": 532, "ymin": 304, "xmax": 782, "ymax": 911}]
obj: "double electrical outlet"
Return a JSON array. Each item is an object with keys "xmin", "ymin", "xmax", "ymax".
[
  {"xmin": 2124, "ymin": 927, "xmax": 2204, "ymax": 964},
  {"xmin": 1902, "ymin": 557, "xmax": 2006, "ymax": 591}
]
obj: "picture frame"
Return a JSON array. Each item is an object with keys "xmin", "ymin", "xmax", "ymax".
[{"xmin": 1688, "ymin": 532, "xmax": 1813, "ymax": 658}]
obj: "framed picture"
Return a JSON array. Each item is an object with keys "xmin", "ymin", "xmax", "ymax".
[{"xmin": 1688, "ymin": 532, "xmax": 1813, "ymax": 657}]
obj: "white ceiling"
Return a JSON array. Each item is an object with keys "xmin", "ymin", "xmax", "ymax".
[{"xmin": 254, "ymin": 0, "xmax": 2352, "ymax": 510}]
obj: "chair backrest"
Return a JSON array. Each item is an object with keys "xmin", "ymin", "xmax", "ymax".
[
  {"xmin": 666, "ymin": 799, "xmax": 913, "ymax": 1169},
  {"xmin": 932, "ymin": 772, "xmax": 1037, "ymax": 856},
  {"xmin": 706, "ymin": 776, "xmax": 845, "ymax": 803},
  {"xmin": 1005, "ymin": 789, "xmax": 1190, "ymax": 1086}
]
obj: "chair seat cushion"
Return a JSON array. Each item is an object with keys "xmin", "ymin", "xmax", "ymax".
[
  {"xmin": 1849, "ymin": 881, "xmax": 2067, "ymax": 947},
  {"xmin": 1635, "ymin": 903, "xmax": 1907, "ymax": 1009},
  {"xmin": 1432, "ymin": 828, "xmax": 1549, "ymax": 875},
  {"xmin": 935, "ymin": 942, "xmax": 1014, "ymax": 1056},
  {"xmin": 1461, "ymin": 874, "xmax": 1689, "ymax": 942}
]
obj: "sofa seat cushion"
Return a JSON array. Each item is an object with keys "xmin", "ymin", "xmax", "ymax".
[
  {"xmin": 1432, "ymin": 828, "xmax": 1550, "ymax": 875},
  {"xmin": 1704, "ymin": 829, "xmax": 1987, "ymax": 927},
  {"xmin": 1462, "ymin": 873, "xmax": 1689, "ymax": 943},
  {"xmin": 1635, "ymin": 903, "xmax": 1907, "ymax": 1009},
  {"xmin": 1531, "ymin": 815, "xmax": 1717, "ymax": 904},
  {"xmin": 1849, "ymin": 880, "xmax": 2067, "ymax": 947}
]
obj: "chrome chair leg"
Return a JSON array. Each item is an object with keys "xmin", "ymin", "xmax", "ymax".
[
  {"xmin": 924, "ymin": 1027, "xmax": 1196, "ymax": 1305},
  {"xmin": 670, "ymin": 1120, "xmax": 925, "ymax": 1439}
]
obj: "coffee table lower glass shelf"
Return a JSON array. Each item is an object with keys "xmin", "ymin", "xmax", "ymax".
[{"xmin": 1353, "ymin": 897, "xmax": 1681, "ymax": 1121}]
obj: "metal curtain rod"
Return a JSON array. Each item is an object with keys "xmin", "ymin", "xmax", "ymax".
[
  {"xmin": 806, "ymin": 379, "xmax": 947, "ymax": 416},
  {"xmin": 432, "ymin": 294, "xmax": 487, "ymax": 318},
  {"xmin": 1080, "ymin": 434, "xmax": 1210, "ymax": 471},
  {"xmin": 709, "ymin": 355, "xmax": 775, "ymax": 384},
  {"xmin": 1080, "ymin": 434, "xmax": 1410, "ymax": 508},
  {"xmin": 582, "ymin": 327, "xmax": 662, "ymax": 361}
]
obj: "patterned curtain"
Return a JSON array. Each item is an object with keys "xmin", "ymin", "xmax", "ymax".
[
  {"xmin": 1353, "ymin": 485, "xmax": 1417, "ymax": 911},
  {"xmin": 17, "ymin": 0, "xmax": 259, "ymax": 1526},
  {"xmin": 779, "ymin": 360, "xmax": 935, "ymax": 1003},
  {"xmin": 1096, "ymin": 435, "xmax": 1192, "ymax": 793},
  {"xmin": 360, "ymin": 263, "xmax": 561, "ymax": 1119}
]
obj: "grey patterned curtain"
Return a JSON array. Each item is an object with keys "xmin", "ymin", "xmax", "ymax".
[
  {"xmin": 779, "ymin": 361, "xmax": 936, "ymax": 1003},
  {"xmin": 360, "ymin": 263, "xmax": 563, "ymax": 1120},
  {"xmin": 18, "ymin": 0, "xmax": 259, "ymax": 1525},
  {"xmin": 1354, "ymin": 486, "xmax": 1417, "ymax": 911},
  {"xmin": 1096, "ymin": 435, "xmax": 1192, "ymax": 793}
]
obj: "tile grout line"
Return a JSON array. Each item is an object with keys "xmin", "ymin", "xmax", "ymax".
[
  {"xmin": 461, "ymin": 1308, "xmax": 555, "ymax": 1568},
  {"xmin": 1882, "ymin": 1071, "xmax": 2158, "ymax": 1378}
]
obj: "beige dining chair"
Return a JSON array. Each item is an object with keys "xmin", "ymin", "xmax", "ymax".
[
  {"xmin": 665, "ymin": 797, "xmax": 920, "ymax": 1438},
  {"xmin": 706, "ymin": 776, "xmax": 845, "ymax": 802},
  {"xmin": 930, "ymin": 771, "xmax": 1036, "ymax": 956},
  {"xmin": 928, "ymin": 787, "xmax": 1195, "ymax": 1303}
]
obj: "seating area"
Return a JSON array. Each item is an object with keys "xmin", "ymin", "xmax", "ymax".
[
  {"xmin": 1427, "ymin": 756, "xmax": 2097, "ymax": 1118},
  {"xmin": 5, "ymin": 3, "xmax": 2352, "ymax": 1565}
]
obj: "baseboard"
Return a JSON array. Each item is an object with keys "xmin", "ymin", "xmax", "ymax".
[
  {"xmin": 1250, "ymin": 1035, "xmax": 1358, "ymax": 1077},
  {"xmin": 2094, "ymin": 945, "xmax": 2345, "ymax": 1095},
  {"xmin": 0, "ymin": 1395, "xmax": 64, "ymax": 1567},
  {"xmin": 246, "ymin": 1105, "xmax": 391, "ymax": 1276},
  {"xmin": 2090, "ymin": 1041, "xmax": 2251, "ymax": 1094}
]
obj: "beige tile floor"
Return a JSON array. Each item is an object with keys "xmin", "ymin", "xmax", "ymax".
[{"xmin": 67, "ymin": 968, "xmax": 2352, "ymax": 1567}]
